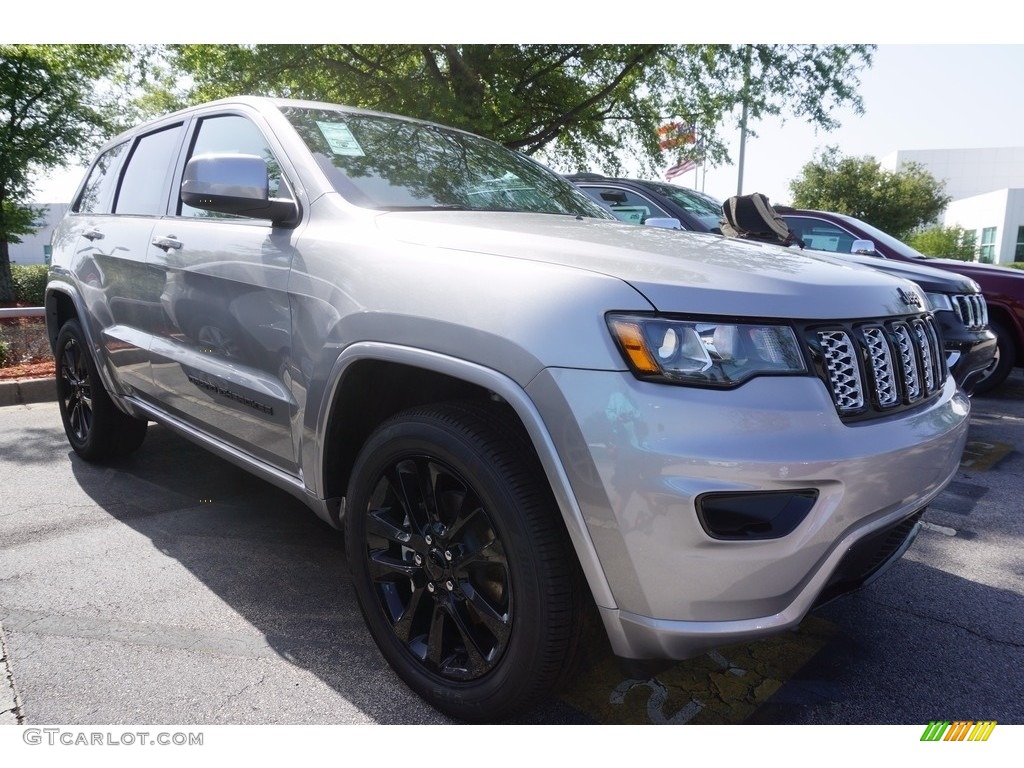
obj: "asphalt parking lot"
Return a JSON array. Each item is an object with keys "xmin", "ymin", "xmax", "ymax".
[{"xmin": 1, "ymin": 372, "xmax": 1022, "ymax": 726}]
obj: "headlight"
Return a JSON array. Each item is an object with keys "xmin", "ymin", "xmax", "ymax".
[
  {"xmin": 925, "ymin": 293, "xmax": 953, "ymax": 312},
  {"xmin": 607, "ymin": 313, "xmax": 807, "ymax": 386}
]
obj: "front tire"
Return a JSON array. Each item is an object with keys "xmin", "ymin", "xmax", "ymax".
[
  {"xmin": 345, "ymin": 402, "xmax": 582, "ymax": 722},
  {"xmin": 55, "ymin": 319, "xmax": 148, "ymax": 461}
]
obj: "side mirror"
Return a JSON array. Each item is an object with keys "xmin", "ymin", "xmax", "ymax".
[
  {"xmin": 851, "ymin": 238, "xmax": 879, "ymax": 256},
  {"xmin": 644, "ymin": 217, "xmax": 684, "ymax": 230},
  {"xmin": 181, "ymin": 153, "xmax": 298, "ymax": 226}
]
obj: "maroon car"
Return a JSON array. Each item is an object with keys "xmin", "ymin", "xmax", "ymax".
[{"xmin": 779, "ymin": 208, "xmax": 1024, "ymax": 394}]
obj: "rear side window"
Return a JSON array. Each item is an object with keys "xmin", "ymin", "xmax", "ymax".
[
  {"xmin": 114, "ymin": 124, "xmax": 184, "ymax": 216},
  {"xmin": 75, "ymin": 141, "xmax": 129, "ymax": 214}
]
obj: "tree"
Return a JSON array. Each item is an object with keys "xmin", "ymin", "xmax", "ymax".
[
  {"xmin": 788, "ymin": 146, "xmax": 951, "ymax": 239},
  {"xmin": 906, "ymin": 224, "xmax": 978, "ymax": 261},
  {"xmin": 0, "ymin": 44, "xmax": 132, "ymax": 304},
  {"xmin": 146, "ymin": 44, "xmax": 874, "ymax": 175}
]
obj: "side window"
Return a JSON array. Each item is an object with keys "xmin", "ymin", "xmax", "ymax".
[
  {"xmin": 179, "ymin": 114, "xmax": 291, "ymax": 219},
  {"xmin": 788, "ymin": 218, "xmax": 856, "ymax": 254},
  {"xmin": 581, "ymin": 185, "xmax": 671, "ymax": 224},
  {"xmin": 74, "ymin": 141, "xmax": 129, "ymax": 214},
  {"xmin": 114, "ymin": 124, "xmax": 185, "ymax": 216}
]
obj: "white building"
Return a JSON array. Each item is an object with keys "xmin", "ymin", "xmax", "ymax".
[
  {"xmin": 8, "ymin": 204, "xmax": 69, "ymax": 266},
  {"xmin": 881, "ymin": 148, "xmax": 1024, "ymax": 264}
]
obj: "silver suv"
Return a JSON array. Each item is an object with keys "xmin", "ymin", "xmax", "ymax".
[{"xmin": 45, "ymin": 96, "xmax": 970, "ymax": 722}]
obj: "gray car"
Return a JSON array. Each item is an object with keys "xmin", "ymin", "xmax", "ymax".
[{"xmin": 45, "ymin": 96, "xmax": 970, "ymax": 722}]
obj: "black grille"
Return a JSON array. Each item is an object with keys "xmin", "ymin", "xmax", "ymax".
[
  {"xmin": 807, "ymin": 314, "xmax": 947, "ymax": 421},
  {"xmin": 952, "ymin": 293, "xmax": 988, "ymax": 329}
]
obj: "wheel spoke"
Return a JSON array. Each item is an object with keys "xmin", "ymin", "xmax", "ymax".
[
  {"xmin": 367, "ymin": 549, "xmax": 420, "ymax": 580},
  {"xmin": 424, "ymin": 602, "xmax": 448, "ymax": 669},
  {"xmin": 460, "ymin": 581, "xmax": 511, "ymax": 640},
  {"xmin": 385, "ymin": 460, "xmax": 432, "ymax": 534},
  {"xmin": 366, "ymin": 507, "xmax": 413, "ymax": 547},
  {"xmin": 391, "ymin": 583, "xmax": 427, "ymax": 643},
  {"xmin": 447, "ymin": 601, "xmax": 498, "ymax": 677}
]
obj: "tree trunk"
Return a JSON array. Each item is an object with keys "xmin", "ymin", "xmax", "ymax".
[{"xmin": 0, "ymin": 240, "xmax": 16, "ymax": 305}]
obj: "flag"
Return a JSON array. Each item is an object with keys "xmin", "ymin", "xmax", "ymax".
[
  {"xmin": 665, "ymin": 159, "xmax": 697, "ymax": 181},
  {"xmin": 657, "ymin": 121, "xmax": 696, "ymax": 150}
]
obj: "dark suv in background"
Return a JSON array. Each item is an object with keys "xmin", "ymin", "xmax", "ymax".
[
  {"xmin": 571, "ymin": 178, "xmax": 996, "ymax": 394},
  {"xmin": 779, "ymin": 208, "xmax": 1023, "ymax": 394},
  {"xmin": 567, "ymin": 173, "xmax": 722, "ymax": 231}
]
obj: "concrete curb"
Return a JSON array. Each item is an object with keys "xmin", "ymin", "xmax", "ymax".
[{"xmin": 0, "ymin": 377, "xmax": 56, "ymax": 408}]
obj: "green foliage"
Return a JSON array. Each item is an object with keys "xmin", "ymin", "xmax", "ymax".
[
  {"xmin": 905, "ymin": 225, "xmax": 977, "ymax": 261},
  {"xmin": 0, "ymin": 44, "xmax": 134, "ymax": 303},
  {"xmin": 11, "ymin": 264, "xmax": 47, "ymax": 305},
  {"xmin": 0, "ymin": 332, "xmax": 8, "ymax": 367},
  {"xmin": 145, "ymin": 44, "xmax": 874, "ymax": 176},
  {"xmin": 1006, "ymin": 262, "xmax": 1024, "ymax": 270},
  {"xmin": 788, "ymin": 146, "xmax": 951, "ymax": 240}
]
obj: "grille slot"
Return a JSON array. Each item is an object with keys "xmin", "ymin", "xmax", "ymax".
[
  {"xmin": 813, "ymin": 314, "xmax": 946, "ymax": 419},
  {"xmin": 952, "ymin": 294, "xmax": 988, "ymax": 329}
]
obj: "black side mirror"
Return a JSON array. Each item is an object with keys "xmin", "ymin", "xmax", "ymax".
[{"xmin": 181, "ymin": 153, "xmax": 299, "ymax": 226}]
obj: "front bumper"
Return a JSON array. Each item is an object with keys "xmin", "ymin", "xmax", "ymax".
[
  {"xmin": 527, "ymin": 368, "xmax": 970, "ymax": 661},
  {"xmin": 937, "ymin": 313, "xmax": 996, "ymax": 395}
]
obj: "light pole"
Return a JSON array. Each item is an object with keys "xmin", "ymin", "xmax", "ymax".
[{"xmin": 736, "ymin": 44, "xmax": 752, "ymax": 196}]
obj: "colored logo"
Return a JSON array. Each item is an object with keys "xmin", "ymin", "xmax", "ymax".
[{"xmin": 921, "ymin": 721, "xmax": 997, "ymax": 741}]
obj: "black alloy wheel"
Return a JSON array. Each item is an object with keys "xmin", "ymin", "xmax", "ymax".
[
  {"xmin": 55, "ymin": 319, "xmax": 148, "ymax": 461},
  {"xmin": 345, "ymin": 402, "xmax": 582, "ymax": 722},
  {"xmin": 363, "ymin": 454, "xmax": 513, "ymax": 680}
]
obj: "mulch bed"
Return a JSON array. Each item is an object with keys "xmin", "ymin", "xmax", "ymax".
[{"xmin": 0, "ymin": 311, "xmax": 53, "ymax": 381}]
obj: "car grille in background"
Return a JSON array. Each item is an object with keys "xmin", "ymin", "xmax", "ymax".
[
  {"xmin": 810, "ymin": 314, "xmax": 946, "ymax": 420},
  {"xmin": 951, "ymin": 293, "xmax": 989, "ymax": 329}
]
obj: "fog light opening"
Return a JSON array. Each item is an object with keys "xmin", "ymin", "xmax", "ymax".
[{"xmin": 696, "ymin": 490, "xmax": 818, "ymax": 540}]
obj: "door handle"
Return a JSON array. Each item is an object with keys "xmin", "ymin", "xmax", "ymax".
[
  {"xmin": 83, "ymin": 229, "xmax": 105, "ymax": 241},
  {"xmin": 152, "ymin": 236, "xmax": 183, "ymax": 252}
]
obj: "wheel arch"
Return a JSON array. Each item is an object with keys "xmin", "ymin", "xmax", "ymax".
[
  {"xmin": 313, "ymin": 343, "xmax": 618, "ymax": 610},
  {"xmin": 45, "ymin": 284, "xmax": 138, "ymax": 414}
]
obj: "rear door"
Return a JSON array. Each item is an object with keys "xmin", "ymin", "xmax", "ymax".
[{"xmin": 71, "ymin": 123, "xmax": 186, "ymax": 396}]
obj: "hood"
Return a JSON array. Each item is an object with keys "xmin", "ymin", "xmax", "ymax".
[
  {"xmin": 924, "ymin": 257, "xmax": 1024, "ymax": 279},
  {"xmin": 375, "ymin": 211, "xmax": 927, "ymax": 320},
  {"xmin": 807, "ymin": 251, "xmax": 981, "ymax": 294}
]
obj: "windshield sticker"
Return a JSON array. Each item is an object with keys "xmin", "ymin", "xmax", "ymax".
[{"xmin": 316, "ymin": 121, "xmax": 365, "ymax": 156}]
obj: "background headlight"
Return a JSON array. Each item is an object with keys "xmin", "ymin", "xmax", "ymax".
[
  {"xmin": 925, "ymin": 293, "xmax": 953, "ymax": 312},
  {"xmin": 608, "ymin": 313, "xmax": 807, "ymax": 386}
]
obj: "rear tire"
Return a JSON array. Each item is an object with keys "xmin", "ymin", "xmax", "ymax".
[
  {"xmin": 973, "ymin": 318, "xmax": 1016, "ymax": 395},
  {"xmin": 345, "ymin": 401, "xmax": 583, "ymax": 722},
  {"xmin": 55, "ymin": 319, "xmax": 148, "ymax": 461}
]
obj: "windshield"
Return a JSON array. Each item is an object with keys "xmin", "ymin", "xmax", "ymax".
[
  {"xmin": 831, "ymin": 213, "xmax": 931, "ymax": 259},
  {"xmin": 640, "ymin": 181, "xmax": 723, "ymax": 229},
  {"xmin": 281, "ymin": 106, "xmax": 612, "ymax": 218}
]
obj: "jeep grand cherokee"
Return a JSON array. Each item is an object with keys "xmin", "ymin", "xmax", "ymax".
[{"xmin": 46, "ymin": 97, "xmax": 970, "ymax": 722}]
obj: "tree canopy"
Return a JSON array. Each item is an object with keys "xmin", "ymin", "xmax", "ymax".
[
  {"xmin": 148, "ymin": 44, "xmax": 875, "ymax": 174},
  {"xmin": 788, "ymin": 146, "xmax": 951, "ymax": 240},
  {"xmin": 0, "ymin": 44, "xmax": 132, "ymax": 303},
  {"xmin": 905, "ymin": 224, "xmax": 978, "ymax": 261}
]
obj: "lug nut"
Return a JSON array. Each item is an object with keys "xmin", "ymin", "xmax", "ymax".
[
  {"xmin": 444, "ymin": 551, "xmax": 453, "ymax": 561},
  {"xmin": 427, "ymin": 583, "xmax": 435, "ymax": 593},
  {"xmin": 445, "ymin": 580, "xmax": 454, "ymax": 591},
  {"xmin": 425, "ymin": 535, "xmax": 433, "ymax": 545},
  {"xmin": 413, "ymin": 554, "xmax": 423, "ymax": 566}
]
